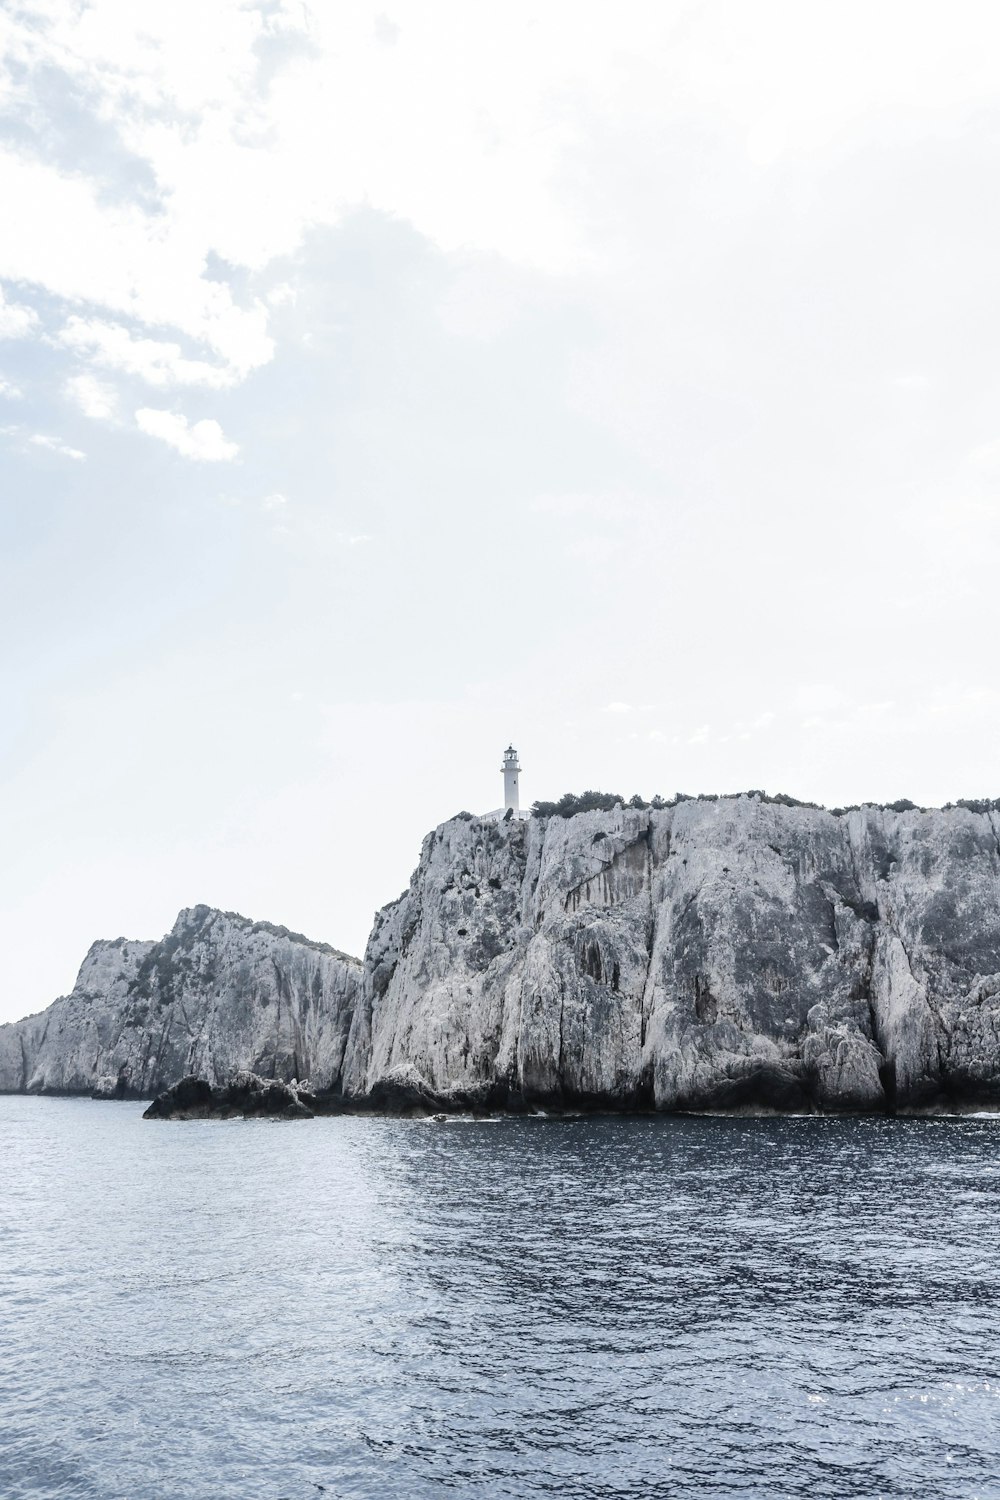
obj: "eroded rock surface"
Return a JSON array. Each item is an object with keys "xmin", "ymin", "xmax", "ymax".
[
  {"xmin": 143, "ymin": 1071, "xmax": 317, "ymax": 1120},
  {"xmin": 339, "ymin": 799, "xmax": 1000, "ymax": 1113},
  {"xmin": 0, "ymin": 905, "xmax": 360, "ymax": 1098}
]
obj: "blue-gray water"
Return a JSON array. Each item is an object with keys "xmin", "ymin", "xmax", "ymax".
[{"xmin": 2, "ymin": 1099, "xmax": 1000, "ymax": 1499}]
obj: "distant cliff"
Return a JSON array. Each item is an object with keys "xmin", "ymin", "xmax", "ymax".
[
  {"xmin": 6, "ymin": 798, "xmax": 1000, "ymax": 1112},
  {"xmin": 0, "ymin": 906, "xmax": 360, "ymax": 1097}
]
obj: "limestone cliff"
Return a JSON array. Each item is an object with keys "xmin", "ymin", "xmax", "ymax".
[
  {"xmin": 338, "ymin": 798, "xmax": 1000, "ymax": 1112},
  {"xmin": 5, "ymin": 798, "xmax": 1000, "ymax": 1112},
  {"xmin": 0, "ymin": 905, "xmax": 361, "ymax": 1097}
]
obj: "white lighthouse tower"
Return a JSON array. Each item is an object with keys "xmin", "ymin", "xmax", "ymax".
[
  {"xmin": 502, "ymin": 745, "xmax": 521, "ymax": 814},
  {"xmin": 483, "ymin": 745, "xmax": 527, "ymax": 821}
]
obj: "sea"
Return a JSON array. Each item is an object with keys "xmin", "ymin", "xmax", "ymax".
[{"xmin": 2, "ymin": 1097, "xmax": 999, "ymax": 1500}]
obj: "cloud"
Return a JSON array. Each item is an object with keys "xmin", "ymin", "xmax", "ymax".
[
  {"xmin": 0, "ymin": 375, "xmax": 22, "ymax": 398},
  {"xmin": 259, "ymin": 492, "xmax": 287, "ymax": 511},
  {"xmin": 0, "ymin": 0, "xmax": 586, "ymax": 394},
  {"xmin": 602, "ymin": 701, "xmax": 632, "ymax": 714},
  {"xmin": 28, "ymin": 432, "xmax": 85, "ymax": 460},
  {"xmin": 135, "ymin": 408, "xmax": 239, "ymax": 461},
  {"xmin": 65, "ymin": 373, "xmax": 117, "ymax": 420},
  {"xmin": 3, "ymin": 0, "xmax": 1000, "ymax": 400},
  {"xmin": 0, "ymin": 284, "xmax": 39, "ymax": 339},
  {"xmin": 0, "ymin": 147, "xmax": 273, "ymax": 373},
  {"xmin": 4, "ymin": 0, "xmax": 996, "ymax": 466},
  {"xmin": 57, "ymin": 317, "xmax": 244, "ymax": 389}
]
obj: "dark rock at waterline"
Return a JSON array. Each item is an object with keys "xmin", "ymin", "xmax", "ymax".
[{"xmin": 143, "ymin": 1072, "xmax": 316, "ymax": 1120}]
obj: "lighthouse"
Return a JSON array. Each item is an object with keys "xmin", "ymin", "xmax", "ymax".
[
  {"xmin": 502, "ymin": 745, "xmax": 521, "ymax": 814},
  {"xmin": 483, "ymin": 746, "xmax": 527, "ymax": 821}
]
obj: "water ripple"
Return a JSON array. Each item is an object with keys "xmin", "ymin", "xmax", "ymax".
[{"xmin": 2, "ymin": 1102, "xmax": 1000, "ymax": 1498}]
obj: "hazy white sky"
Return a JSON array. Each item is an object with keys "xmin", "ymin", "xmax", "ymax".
[{"xmin": 3, "ymin": 0, "xmax": 1000, "ymax": 1020}]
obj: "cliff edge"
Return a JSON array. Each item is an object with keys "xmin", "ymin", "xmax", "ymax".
[
  {"xmin": 339, "ymin": 797, "xmax": 1000, "ymax": 1113},
  {"xmin": 0, "ymin": 905, "xmax": 361, "ymax": 1097},
  {"xmin": 5, "ymin": 797, "xmax": 1000, "ymax": 1113}
]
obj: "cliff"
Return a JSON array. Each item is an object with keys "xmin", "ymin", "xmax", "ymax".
[
  {"xmin": 0, "ymin": 905, "xmax": 361, "ymax": 1097},
  {"xmin": 5, "ymin": 798, "xmax": 1000, "ymax": 1112},
  {"xmin": 339, "ymin": 798, "xmax": 1000, "ymax": 1113}
]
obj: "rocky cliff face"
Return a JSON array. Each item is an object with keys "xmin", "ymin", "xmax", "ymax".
[
  {"xmin": 338, "ymin": 798, "xmax": 1000, "ymax": 1113},
  {"xmin": 6, "ymin": 798, "xmax": 1000, "ymax": 1112},
  {"xmin": 0, "ymin": 906, "xmax": 361, "ymax": 1097}
]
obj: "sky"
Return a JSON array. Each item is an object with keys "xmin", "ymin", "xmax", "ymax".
[{"xmin": 3, "ymin": 0, "xmax": 1000, "ymax": 1020}]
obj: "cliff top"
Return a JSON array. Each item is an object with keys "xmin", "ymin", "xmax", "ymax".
[
  {"xmin": 73, "ymin": 904, "xmax": 363, "ymax": 974},
  {"xmin": 525, "ymin": 790, "xmax": 1000, "ymax": 820},
  {"xmin": 169, "ymin": 904, "xmax": 362, "ymax": 963}
]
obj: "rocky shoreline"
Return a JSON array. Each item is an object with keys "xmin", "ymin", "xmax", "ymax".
[
  {"xmin": 143, "ymin": 1081, "xmax": 1000, "ymax": 1121},
  {"xmin": 6, "ymin": 795, "xmax": 1000, "ymax": 1116},
  {"xmin": 144, "ymin": 1072, "xmax": 319, "ymax": 1121}
]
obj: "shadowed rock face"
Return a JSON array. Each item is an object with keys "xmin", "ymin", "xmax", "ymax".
[
  {"xmin": 143, "ymin": 1071, "xmax": 317, "ymax": 1120},
  {"xmin": 6, "ymin": 799, "xmax": 1000, "ymax": 1113},
  {"xmin": 338, "ymin": 799, "xmax": 1000, "ymax": 1113},
  {"xmin": 0, "ymin": 906, "xmax": 361, "ymax": 1098}
]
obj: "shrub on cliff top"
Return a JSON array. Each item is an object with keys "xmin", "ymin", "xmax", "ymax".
[
  {"xmin": 531, "ymin": 790, "xmax": 624, "ymax": 818},
  {"xmin": 531, "ymin": 788, "xmax": 818, "ymax": 818},
  {"xmin": 531, "ymin": 789, "xmax": 953, "ymax": 820}
]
